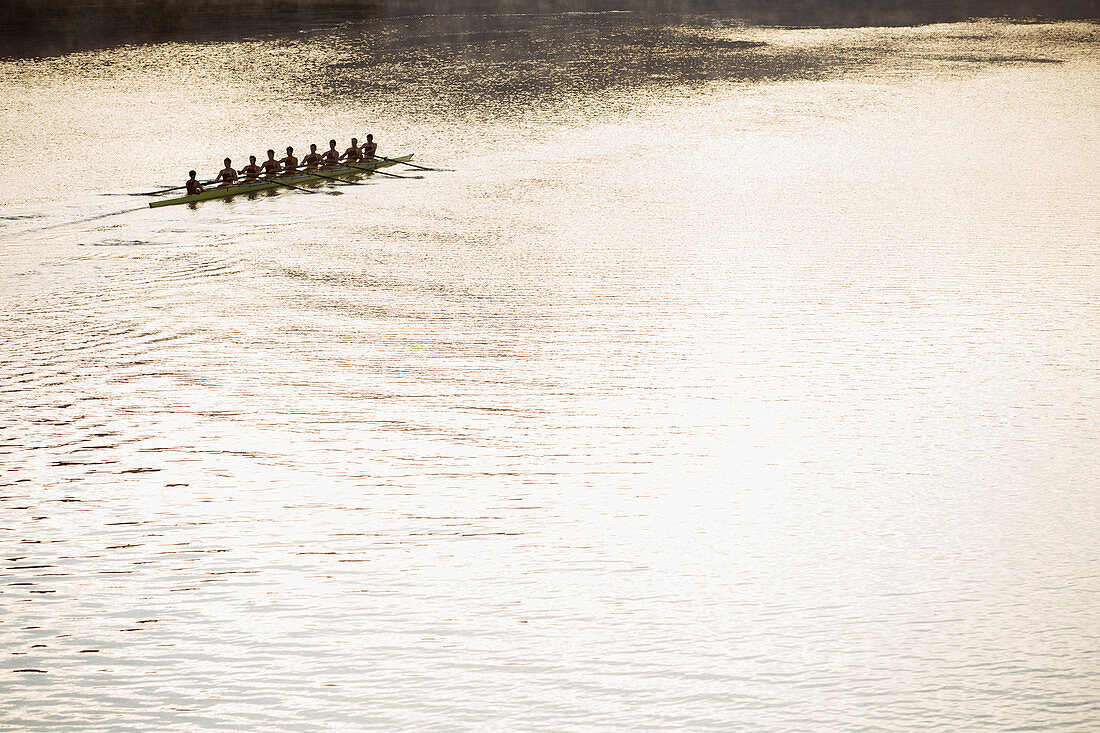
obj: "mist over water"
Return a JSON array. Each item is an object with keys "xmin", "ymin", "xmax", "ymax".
[{"xmin": 1, "ymin": 3, "xmax": 1098, "ymax": 731}]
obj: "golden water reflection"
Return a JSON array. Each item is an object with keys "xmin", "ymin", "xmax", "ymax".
[{"xmin": 1, "ymin": 11, "xmax": 1098, "ymax": 733}]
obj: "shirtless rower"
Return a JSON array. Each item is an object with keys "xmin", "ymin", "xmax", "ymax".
[
  {"xmin": 214, "ymin": 158, "xmax": 238, "ymax": 187},
  {"xmin": 301, "ymin": 143, "xmax": 321, "ymax": 170},
  {"xmin": 277, "ymin": 146, "xmax": 299, "ymax": 176},
  {"xmin": 340, "ymin": 138, "xmax": 361, "ymax": 165},
  {"xmin": 239, "ymin": 155, "xmax": 263, "ymax": 181},
  {"xmin": 185, "ymin": 170, "xmax": 203, "ymax": 195},
  {"xmin": 321, "ymin": 140, "xmax": 340, "ymax": 168},
  {"xmin": 361, "ymin": 134, "xmax": 377, "ymax": 160},
  {"xmin": 259, "ymin": 149, "xmax": 280, "ymax": 176}
]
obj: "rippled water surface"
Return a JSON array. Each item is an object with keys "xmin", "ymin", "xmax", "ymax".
[{"xmin": 2, "ymin": 10, "xmax": 1099, "ymax": 731}]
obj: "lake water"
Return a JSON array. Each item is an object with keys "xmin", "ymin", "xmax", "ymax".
[{"xmin": 1, "ymin": 7, "xmax": 1098, "ymax": 731}]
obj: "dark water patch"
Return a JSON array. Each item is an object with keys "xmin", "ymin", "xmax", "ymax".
[
  {"xmin": 272, "ymin": 267, "xmax": 390, "ymax": 288},
  {"xmin": 387, "ymin": 1, "xmax": 1100, "ymax": 29},
  {"xmin": 77, "ymin": 239, "xmax": 164, "ymax": 247},
  {"xmin": 0, "ymin": 0, "xmax": 384, "ymax": 58},
  {"xmin": 2, "ymin": 1, "xmax": 1096, "ymax": 59},
  {"xmin": 939, "ymin": 55, "xmax": 1067, "ymax": 63},
  {"xmin": 6, "ymin": 565, "xmax": 56, "ymax": 570},
  {"xmin": 303, "ymin": 13, "xmax": 894, "ymax": 107}
]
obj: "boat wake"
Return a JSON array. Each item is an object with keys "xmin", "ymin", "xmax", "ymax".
[{"xmin": 0, "ymin": 204, "xmax": 150, "ymax": 243}]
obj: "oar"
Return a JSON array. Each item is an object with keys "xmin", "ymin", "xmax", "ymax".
[
  {"xmin": 380, "ymin": 156, "xmax": 453, "ymax": 172},
  {"xmin": 129, "ymin": 179, "xmax": 217, "ymax": 196},
  {"xmin": 306, "ymin": 169, "xmax": 367, "ymax": 186},
  {"xmin": 264, "ymin": 176, "xmax": 339, "ymax": 195},
  {"xmin": 366, "ymin": 167, "xmax": 420, "ymax": 179},
  {"xmin": 344, "ymin": 161, "xmax": 421, "ymax": 179}
]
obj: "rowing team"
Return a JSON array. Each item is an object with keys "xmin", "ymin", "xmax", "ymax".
[{"xmin": 185, "ymin": 135, "xmax": 379, "ymax": 195}]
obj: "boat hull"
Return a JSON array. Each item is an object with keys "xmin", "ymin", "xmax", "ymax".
[{"xmin": 149, "ymin": 154, "xmax": 413, "ymax": 208}]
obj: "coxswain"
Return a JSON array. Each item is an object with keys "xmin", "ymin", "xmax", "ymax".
[
  {"xmin": 322, "ymin": 140, "xmax": 340, "ymax": 168},
  {"xmin": 259, "ymin": 149, "xmax": 280, "ymax": 176},
  {"xmin": 341, "ymin": 137, "xmax": 361, "ymax": 165},
  {"xmin": 302, "ymin": 143, "xmax": 321, "ymax": 170},
  {"xmin": 185, "ymin": 170, "xmax": 203, "ymax": 195},
  {"xmin": 239, "ymin": 155, "xmax": 263, "ymax": 181},
  {"xmin": 361, "ymin": 134, "xmax": 377, "ymax": 160},
  {"xmin": 277, "ymin": 146, "xmax": 298, "ymax": 176},
  {"xmin": 215, "ymin": 158, "xmax": 238, "ymax": 187}
]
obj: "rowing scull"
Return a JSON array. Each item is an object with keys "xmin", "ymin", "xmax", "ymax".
[{"xmin": 149, "ymin": 154, "xmax": 414, "ymax": 208}]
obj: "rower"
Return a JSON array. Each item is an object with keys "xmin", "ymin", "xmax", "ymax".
[
  {"xmin": 277, "ymin": 146, "xmax": 299, "ymax": 176},
  {"xmin": 239, "ymin": 155, "xmax": 262, "ymax": 181},
  {"xmin": 361, "ymin": 134, "xmax": 377, "ymax": 160},
  {"xmin": 259, "ymin": 149, "xmax": 280, "ymax": 176},
  {"xmin": 185, "ymin": 170, "xmax": 203, "ymax": 195},
  {"xmin": 322, "ymin": 140, "xmax": 340, "ymax": 168},
  {"xmin": 302, "ymin": 143, "xmax": 321, "ymax": 171},
  {"xmin": 214, "ymin": 158, "xmax": 238, "ymax": 187},
  {"xmin": 340, "ymin": 138, "xmax": 361, "ymax": 165}
]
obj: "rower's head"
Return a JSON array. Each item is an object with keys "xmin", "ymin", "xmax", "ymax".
[
  {"xmin": 223, "ymin": 158, "xmax": 231, "ymax": 166},
  {"xmin": 351, "ymin": 138, "xmax": 358, "ymax": 145},
  {"xmin": 365, "ymin": 134, "xmax": 373, "ymax": 141},
  {"xmin": 249, "ymin": 155, "xmax": 257, "ymax": 163},
  {"xmin": 285, "ymin": 146, "xmax": 292, "ymax": 155},
  {"xmin": 329, "ymin": 139, "xmax": 337, "ymax": 148},
  {"xmin": 267, "ymin": 149, "xmax": 276, "ymax": 158},
  {"xmin": 188, "ymin": 170, "xmax": 197, "ymax": 179},
  {"xmin": 310, "ymin": 143, "xmax": 318, "ymax": 152}
]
